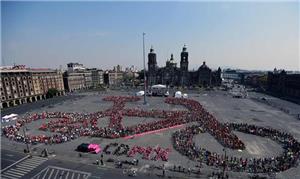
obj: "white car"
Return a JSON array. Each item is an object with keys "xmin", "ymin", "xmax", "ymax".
[
  {"xmin": 135, "ymin": 91, "xmax": 145, "ymax": 96},
  {"xmin": 164, "ymin": 91, "xmax": 169, "ymax": 97}
]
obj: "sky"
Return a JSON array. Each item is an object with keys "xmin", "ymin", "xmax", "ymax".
[{"xmin": 1, "ymin": 1, "xmax": 299, "ymax": 71}]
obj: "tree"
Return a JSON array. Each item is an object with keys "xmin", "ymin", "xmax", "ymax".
[{"xmin": 46, "ymin": 88, "xmax": 59, "ymax": 98}]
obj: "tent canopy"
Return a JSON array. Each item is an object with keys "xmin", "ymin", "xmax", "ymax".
[
  {"xmin": 2, "ymin": 114, "xmax": 18, "ymax": 120},
  {"xmin": 151, "ymin": 84, "xmax": 166, "ymax": 89},
  {"xmin": 175, "ymin": 91, "xmax": 182, "ymax": 98},
  {"xmin": 136, "ymin": 91, "xmax": 145, "ymax": 96}
]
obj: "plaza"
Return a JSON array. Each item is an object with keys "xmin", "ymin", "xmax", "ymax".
[{"xmin": 1, "ymin": 89, "xmax": 300, "ymax": 179}]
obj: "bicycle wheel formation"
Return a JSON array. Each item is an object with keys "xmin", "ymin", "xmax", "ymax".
[{"xmin": 2, "ymin": 96, "xmax": 300, "ymax": 173}]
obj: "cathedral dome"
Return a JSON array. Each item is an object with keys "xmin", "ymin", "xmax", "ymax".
[{"xmin": 199, "ymin": 61, "xmax": 209, "ymax": 70}]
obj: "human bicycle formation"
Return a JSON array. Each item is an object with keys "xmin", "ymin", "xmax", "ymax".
[{"xmin": 2, "ymin": 95, "xmax": 300, "ymax": 173}]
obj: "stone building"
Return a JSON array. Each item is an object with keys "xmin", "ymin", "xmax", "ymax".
[
  {"xmin": 0, "ymin": 65, "xmax": 64, "ymax": 109},
  {"xmin": 108, "ymin": 70, "xmax": 123, "ymax": 86},
  {"xmin": 147, "ymin": 45, "xmax": 221, "ymax": 87},
  {"xmin": 63, "ymin": 63, "xmax": 92, "ymax": 92},
  {"xmin": 89, "ymin": 68, "xmax": 104, "ymax": 87},
  {"xmin": 63, "ymin": 72, "xmax": 85, "ymax": 92},
  {"xmin": 267, "ymin": 70, "xmax": 300, "ymax": 99}
]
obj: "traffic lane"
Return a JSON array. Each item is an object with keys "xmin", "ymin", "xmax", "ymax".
[
  {"xmin": 1, "ymin": 149, "xmax": 27, "ymax": 169},
  {"xmin": 23, "ymin": 157, "xmax": 162, "ymax": 179}
]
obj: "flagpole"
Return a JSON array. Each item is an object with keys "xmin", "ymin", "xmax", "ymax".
[{"xmin": 143, "ymin": 32, "xmax": 147, "ymax": 105}]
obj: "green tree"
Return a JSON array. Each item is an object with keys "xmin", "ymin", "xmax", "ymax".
[{"xmin": 46, "ymin": 88, "xmax": 59, "ymax": 98}]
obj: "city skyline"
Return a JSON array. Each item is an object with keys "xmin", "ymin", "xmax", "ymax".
[{"xmin": 2, "ymin": 1, "xmax": 299, "ymax": 71}]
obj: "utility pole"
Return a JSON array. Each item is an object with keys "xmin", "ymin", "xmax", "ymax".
[
  {"xmin": 223, "ymin": 148, "xmax": 227, "ymax": 178},
  {"xmin": 23, "ymin": 124, "xmax": 31, "ymax": 156},
  {"xmin": 143, "ymin": 32, "xmax": 147, "ymax": 105}
]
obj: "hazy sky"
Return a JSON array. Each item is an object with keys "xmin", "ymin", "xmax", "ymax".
[{"xmin": 1, "ymin": 1, "xmax": 299, "ymax": 71}]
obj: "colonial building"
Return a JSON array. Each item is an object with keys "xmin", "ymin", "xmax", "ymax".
[
  {"xmin": 0, "ymin": 65, "xmax": 64, "ymax": 109},
  {"xmin": 63, "ymin": 63, "xmax": 92, "ymax": 92},
  {"xmin": 267, "ymin": 70, "xmax": 300, "ymax": 100},
  {"xmin": 147, "ymin": 45, "xmax": 221, "ymax": 87},
  {"xmin": 63, "ymin": 71, "xmax": 85, "ymax": 92},
  {"xmin": 31, "ymin": 69, "xmax": 65, "ymax": 96},
  {"xmin": 89, "ymin": 68, "xmax": 104, "ymax": 87},
  {"xmin": 108, "ymin": 70, "xmax": 123, "ymax": 86}
]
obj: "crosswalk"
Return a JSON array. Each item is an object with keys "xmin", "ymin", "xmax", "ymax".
[
  {"xmin": 1, "ymin": 156, "xmax": 48, "ymax": 179},
  {"xmin": 31, "ymin": 166, "xmax": 91, "ymax": 179}
]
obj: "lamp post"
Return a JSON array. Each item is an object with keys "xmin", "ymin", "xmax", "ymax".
[
  {"xmin": 143, "ymin": 32, "xmax": 147, "ymax": 105},
  {"xmin": 223, "ymin": 148, "xmax": 227, "ymax": 178},
  {"xmin": 23, "ymin": 124, "xmax": 31, "ymax": 156}
]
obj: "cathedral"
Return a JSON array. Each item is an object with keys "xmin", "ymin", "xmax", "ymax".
[{"xmin": 147, "ymin": 45, "xmax": 222, "ymax": 87}]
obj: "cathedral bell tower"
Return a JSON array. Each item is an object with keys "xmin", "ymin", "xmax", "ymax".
[
  {"xmin": 180, "ymin": 44, "xmax": 189, "ymax": 86},
  {"xmin": 148, "ymin": 46, "xmax": 157, "ymax": 86}
]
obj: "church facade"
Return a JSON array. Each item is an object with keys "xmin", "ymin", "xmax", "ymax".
[{"xmin": 147, "ymin": 45, "xmax": 222, "ymax": 87}]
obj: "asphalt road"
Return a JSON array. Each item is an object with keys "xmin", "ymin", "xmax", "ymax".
[
  {"xmin": 0, "ymin": 149, "xmax": 172, "ymax": 179},
  {"xmin": 1, "ymin": 149, "xmax": 27, "ymax": 170}
]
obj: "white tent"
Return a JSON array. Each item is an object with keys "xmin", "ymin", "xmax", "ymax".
[
  {"xmin": 151, "ymin": 84, "xmax": 166, "ymax": 89},
  {"xmin": 2, "ymin": 114, "xmax": 18, "ymax": 123},
  {"xmin": 174, "ymin": 91, "xmax": 182, "ymax": 98},
  {"xmin": 136, "ymin": 91, "xmax": 145, "ymax": 96},
  {"xmin": 183, "ymin": 93, "xmax": 188, "ymax": 98}
]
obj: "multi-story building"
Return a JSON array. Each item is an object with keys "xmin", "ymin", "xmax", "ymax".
[
  {"xmin": 89, "ymin": 68, "xmax": 104, "ymax": 87},
  {"xmin": 67, "ymin": 62, "xmax": 85, "ymax": 72},
  {"xmin": 63, "ymin": 72, "xmax": 85, "ymax": 92},
  {"xmin": 31, "ymin": 69, "xmax": 65, "ymax": 96},
  {"xmin": 147, "ymin": 45, "xmax": 222, "ymax": 87},
  {"xmin": 267, "ymin": 70, "xmax": 300, "ymax": 99},
  {"xmin": 63, "ymin": 62, "xmax": 92, "ymax": 92},
  {"xmin": 0, "ymin": 65, "xmax": 64, "ymax": 109},
  {"xmin": 108, "ymin": 70, "xmax": 123, "ymax": 86}
]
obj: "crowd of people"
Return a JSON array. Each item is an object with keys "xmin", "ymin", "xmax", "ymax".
[
  {"xmin": 101, "ymin": 142, "xmax": 170, "ymax": 161},
  {"xmin": 2, "ymin": 95, "xmax": 300, "ymax": 173},
  {"xmin": 172, "ymin": 123, "xmax": 300, "ymax": 173}
]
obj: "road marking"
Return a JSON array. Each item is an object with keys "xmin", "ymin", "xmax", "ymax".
[
  {"xmin": 31, "ymin": 166, "xmax": 91, "ymax": 179},
  {"xmin": 1, "ymin": 174, "xmax": 18, "ymax": 179},
  {"xmin": 8, "ymin": 167, "xmax": 28, "ymax": 173},
  {"xmin": 40, "ymin": 167, "xmax": 50, "ymax": 179},
  {"xmin": 17, "ymin": 163, "xmax": 40, "ymax": 168},
  {"xmin": 53, "ymin": 169, "xmax": 59, "ymax": 178},
  {"xmin": 23, "ymin": 160, "xmax": 45, "ymax": 165},
  {"xmin": 16, "ymin": 164, "xmax": 36, "ymax": 169},
  {"xmin": 15, "ymin": 167, "xmax": 33, "ymax": 172},
  {"xmin": 2, "ymin": 171, "xmax": 21, "ymax": 178},
  {"xmin": 1, "ymin": 155, "xmax": 30, "ymax": 173},
  {"xmin": 71, "ymin": 172, "xmax": 75, "ymax": 179},
  {"xmin": 48, "ymin": 168, "xmax": 55, "ymax": 179},
  {"xmin": 65, "ymin": 171, "xmax": 70, "ymax": 179}
]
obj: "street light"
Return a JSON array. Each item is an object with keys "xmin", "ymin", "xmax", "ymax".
[
  {"xmin": 23, "ymin": 124, "xmax": 31, "ymax": 156},
  {"xmin": 222, "ymin": 148, "xmax": 227, "ymax": 178},
  {"xmin": 143, "ymin": 32, "xmax": 147, "ymax": 105}
]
